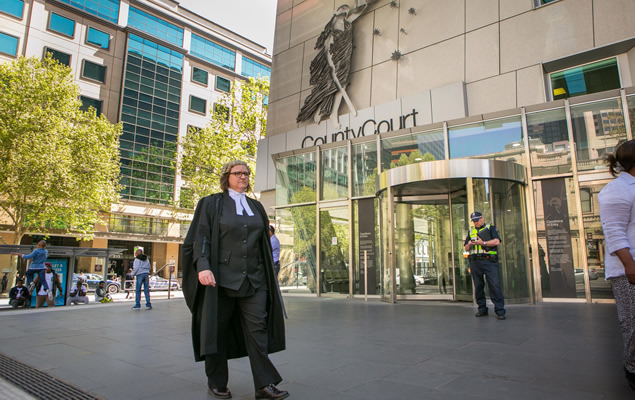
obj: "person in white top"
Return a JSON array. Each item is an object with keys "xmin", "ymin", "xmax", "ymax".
[
  {"xmin": 67, "ymin": 280, "xmax": 89, "ymax": 305},
  {"xmin": 598, "ymin": 139, "xmax": 635, "ymax": 391},
  {"xmin": 32, "ymin": 262, "xmax": 63, "ymax": 308}
]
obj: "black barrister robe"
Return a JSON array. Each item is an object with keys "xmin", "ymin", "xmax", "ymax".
[{"xmin": 182, "ymin": 193, "xmax": 286, "ymax": 362}]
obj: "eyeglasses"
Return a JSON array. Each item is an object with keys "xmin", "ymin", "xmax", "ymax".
[{"xmin": 229, "ymin": 171, "xmax": 250, "ymax": 178}]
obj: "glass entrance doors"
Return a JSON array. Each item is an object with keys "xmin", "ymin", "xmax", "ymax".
[
  {"xmin": 319, "ymin": 206, "xmax": 350, "ymax": 295},
  {"xmin": 377, "ymin": 159, "xmax": 531, "ymax": 304},
  {"xmin": 394, "ymin": 195, "xmax": 457, "ymax": 298}
]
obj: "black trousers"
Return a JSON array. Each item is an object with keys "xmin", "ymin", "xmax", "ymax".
[{"xmin": 205, "ymin": 290, "xmax": 282, "ymax": 390}]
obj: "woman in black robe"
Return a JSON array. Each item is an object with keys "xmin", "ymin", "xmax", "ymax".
[{"xmin": 182, "ymin": 160, "xmax": 287, "ymax": 399}]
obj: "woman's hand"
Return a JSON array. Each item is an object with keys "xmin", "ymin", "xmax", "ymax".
[{"xmin": 198, "ymin": 270, "xmax": 216, "ymax": 287}]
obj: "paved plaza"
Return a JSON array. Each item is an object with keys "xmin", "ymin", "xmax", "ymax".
[{"xmin": 0, "ymin": 296, "xmax": 631, "ymax": 399}]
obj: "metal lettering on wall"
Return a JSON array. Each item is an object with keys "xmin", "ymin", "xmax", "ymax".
[
  {"xmin": 297, "ymin": 0, "xmax": 379, "ymax": 128},
  {"xmin": 301, "ymin": 109, "xmax": 418, "ymax": 148},
  {"xmin": 541, "ymin": 178, "xmax": 577, "ymax": 298}
]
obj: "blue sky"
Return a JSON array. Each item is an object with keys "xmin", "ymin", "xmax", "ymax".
[{"xmin": 176, "ymin": 0, "xmax": 277, "ymax": 54}]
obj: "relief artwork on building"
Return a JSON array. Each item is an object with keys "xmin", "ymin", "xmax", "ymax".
[{"xmin": 296, "ymin": 0, "xmax": 378, "ymax": 128}]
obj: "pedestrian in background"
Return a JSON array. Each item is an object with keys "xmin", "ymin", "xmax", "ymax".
[
  {"xmin": 9, "ymin": 278, "xmax": 28, "ymax": 309},
  {"xmin": 67, "ymin": 280, "xmax": 89, "ymax": 305},
  {"xmin": 124, "ymin": 268, "xmax": 134, "ymax": 299},
  {"xmin": 131, "ymin": 248, "xmax": 151, "ymax": 310},
  {"xmin": 1, "ymin": 272, "xmax": 8, "ymax": 293},
  {"xmin": 269, "ymin": 225, "xmax": 280, "ymax": 278},
  {"xmin": 464, "ymin": 211, "xmax": 506, "ymax": 320},
  {"xmin": 599, "ymin": 139, "xmax": 635, "ymax": 391},
  {"xmin": 12, "ymin": 240, "xmax": 48, "ymax": 293},
  {"xmin": 32, "ymin": 262, "xmax": 63, "ymax": 308}
]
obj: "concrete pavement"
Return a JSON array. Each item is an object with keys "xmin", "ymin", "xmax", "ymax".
[{"xmin": 0, "ymin": 296, "xmax": 631, "ymax": 399}]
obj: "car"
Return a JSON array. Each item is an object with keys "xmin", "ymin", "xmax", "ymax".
[
  {"xmin": 148, "ymin": 275, "xmax": 181, "ymax": 291},
  {"xmin": 72, "ymin": 273, "xmax": 121, "ymax": 294},
  {"xmin": 574, "ymin": 269, "xmax": 599, "ymax": 284},
  {"xmin": 414, "ymin": 275, "xmax": 425, "ymax": 286}
]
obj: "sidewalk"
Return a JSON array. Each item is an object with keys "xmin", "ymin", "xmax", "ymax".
[{"xmin": 0, "ymin": 297, "xmax": 631, "ymax": 399}]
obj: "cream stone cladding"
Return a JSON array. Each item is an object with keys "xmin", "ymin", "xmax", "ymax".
[
  {"xmin": 267, "ymin": 0, "xmax": 635, "ymax": 141},
  {"xmin": 261, "ymin": 0, "xmax": 635, "ymax": 196}
]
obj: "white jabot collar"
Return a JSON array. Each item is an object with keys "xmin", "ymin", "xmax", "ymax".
[{"xmin": 228, "ymin": 188, "xmax": 254, "ymax": 216}]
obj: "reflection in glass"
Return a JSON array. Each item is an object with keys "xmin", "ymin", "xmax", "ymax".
[
  {"xmin": 321, "ymin": 147, "xmax": 348, "ymax": 200},
  {"xmin": 628, "ymin": 95, "xmax": 635, "ymax": 135},
  {"xmin": 381, "ymin": 130, "xmax": 444, "ymax": 170},
  {"xmin": 449, "ymin": 117, "xmax": 523, "ymax": 162},
  {"xmin": 276, "ymin": 206, "xmax": 317, "ymax": 294},
  {"xmin": 353, "ymin": 199, "xmax": 379, "ymax": 295},
  {"xmin": 550, "ymin": 58, "xmax": 620, "ymax": 100},
  {"xmin": 534, "ymin": 177, "xmax": 584, "ymax": 298},
  {"xmin": 352, "ymin": 141, "xmax": 377, "ymax": 197},
  {"xmin": 570, "ymin": 98, "xmax": 626, "ymax": 171},
  {"xmin": 580, "ymin": 181, "xmax": 613, "ymax": 300},
  {"xmin": 526, "ymin": 108, "xmax": 572, "ymax": 176},
  {"xmin": 451, "ymin": 189, "xmax": 471, "ymax": 298},
  {"xmin": 378, "ymin": 190, "xmax": 392, "ymax": 301},
  {"xmin": 394, "ymin": 199, "xmax": 454, "ymax": 295},
  {"xmin": 319, "ymin": 207, "xmax": 349, "ymax": 294},
  {"xmin": 275, "ymin": 153, "xmax": 316, "ymax": 205}
]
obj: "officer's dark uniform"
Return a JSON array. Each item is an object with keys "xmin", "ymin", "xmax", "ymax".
[{"xmin": 464, "ymin": 212, "xmax": 506, "ymax": 318}]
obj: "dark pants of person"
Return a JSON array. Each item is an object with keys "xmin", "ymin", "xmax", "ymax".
[
  {"xmin": 25, "ymin": 269, "xmax": 48, "ymax": 290},
  {"xmin": 10, "ymin": 298, "xmax": 27, "ymax": 308},
  {"xmin": 273, "ymin": 262, "xmax": 280, "ymax": 278},
  {"xmin": 205, "ymin": 290, "xmax": 282, "ymax": 390},
  {"xmin": 470, "ymin": 257, "xmax": 505, "ymax": 315}
]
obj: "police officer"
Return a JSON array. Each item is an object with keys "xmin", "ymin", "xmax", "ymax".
[{"xmin": 464, "ymin": 211, "xmax": 506, "ymax": 320}]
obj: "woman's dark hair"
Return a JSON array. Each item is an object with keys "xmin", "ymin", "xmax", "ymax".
[
  {"xmin": 605, "ymin": 140, "xmax": 635, "ymax": 177},
  {"xmin": 219, "ymin": 160, "xmax": 252, "ymax": 192},
  {"xmin": 269, "ymin": 225, "xmax": 275, "ymax": 234}
]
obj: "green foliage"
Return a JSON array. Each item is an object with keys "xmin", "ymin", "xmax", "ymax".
[
  {"xmin": 0, "ymin": 56, "xmax": 122, "ymax": 243},
  {"xmin": 177, "ymin": 77, "xmax": 269, "ymax": 208}
]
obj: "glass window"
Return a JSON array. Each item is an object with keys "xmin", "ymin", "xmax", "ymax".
[
  {"xmin": 216, "ymin": 76, "xmax": 231, "ymax": 93},
  {"xmin": 191, "ymin": 66, "xmax": 208, "ymax": 86},
  {"xmin": 241, "ymin": 57, "xmax": 271, "ymax": 79},
  {"xmin": 128, "ymin": 7, "xmax": 183, "ymax": 47},
  {"xmin": 44, "ymin": 48, "xmax": 71, "ymax": 66},
  {"xmin": 382, "ymin": 130, "xmax": 444, "ymax": 170},
  {"xmin": 191, "ymin": 34, "xmax": 236, "ymax": 70},
  {"xmin": 86, "ymin": 27, "xmax": 110, "ymax": 49},
  {"xmin": 109, "ymin": 215, "xmax": 169, "ymax": 235},
  {"xmin": 352, "ymin": 141, "xmax": 377, "ymax": 197},
  {"xmin": 82, "ymin": 60, "xmax": 106, "ymax": 83},
  {"xmin": 449, "ymin": 117, "xmax": 523, "ymax": 162},
  {"xmin": 189, "ymin": 95, "xmax": 207, "ymax": 114},
  {"xmin": 321, "ymin": 147, "xmax": 348, "ymax": 200},
  {"xmin": 551, "ymin": 58, "xmax": 620, "ymax": 100},
  {"xmin": 627, "ymin": 95, "xmax": 635, "ymax": 135},
  {"xmin": 534, "ymin": 0, "xmax": 559, "ymax": 6},
  {"xmin": 0, "ymin": 0, "xmax": 24, "ymax": 19},
  {"xmin": 579, "ymin": 180, "xmax": 613, "ymax": 300},
  {"xmin": 80, "ymin": 96, "xmax": 103, "ymax": 116},
  {"xmin": 534, "ymin": 177, "xmax": 584, "ymax": 299},
  {"xmin": 48, "ymin": 12, "xmax": 75, "ymax": 38},
  {"xmin": 570, "ymin": 98, "xmax": 626, "ymax": 171},
  {"xmin": 0, "ymin": 32, "xmax": 19, "ymax": 56},
  {"xmin": 320, "ymin": 206, "xmax": 350, "ymax": 294},
  {"xmin": 57, "ymin": 0, "xmax": 119, "ymax": 23},
  {"xmin": 276, "ymin": 206, "xmax": 317, "ymax": 294},
  {"xmin": 526, "ymin": 108, "xmax": 571, "ymax": 176},
  {"xmin": 276, "ymin": 153, "xmax": 317, "ymax": 206},
  {"xmin": 214, "ymin": 103, "xmax": 229, "ymax": 121}
]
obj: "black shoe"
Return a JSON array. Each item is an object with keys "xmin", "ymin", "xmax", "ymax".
[
  {"xmin": 255, "ymin": 384, "xmax": 289, "ymax": 399},
  {"xmin": 208, "ymin": 387, "xmax": 231, "ymax": 399},
  {"xmin": 497, "ymin": 314, "xmax": 506, "ymax": 320},
  {"xmin": 625, "ymin": 367, "xmax": 635, "ymax": 391},
  {"xmin": 475, "ymin": 311, "xmax": 489, "ymax": 317}
]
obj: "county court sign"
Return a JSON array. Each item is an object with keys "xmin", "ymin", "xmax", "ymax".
[{"xmin": 301, "ymin": 109, "xmax": 419, "ymax": 148}]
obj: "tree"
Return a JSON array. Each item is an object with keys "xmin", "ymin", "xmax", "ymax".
[
  {"xmin": 0, "ymin": 56, "xmax": 122, "ymax": 245},
  {"xmin": 177, "ymin": 76, "xmax": 269, "ymax": 208}
]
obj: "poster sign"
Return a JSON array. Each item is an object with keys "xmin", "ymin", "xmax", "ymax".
[
  {"xmin": 30, "ymin": 258, "xmax": 68, "ymax": 307},
  {"xmin": 358, "ymin": 198, "xmax": 376, "ymax": 294},
  {"xmin": 541, "ymin": 179, "xmax": 576, "ymax": 297}
]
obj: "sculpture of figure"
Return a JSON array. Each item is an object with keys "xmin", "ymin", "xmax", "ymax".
[{"xmin": 297, "ymin": 0, "xmax": 377, "ymax": 128}]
